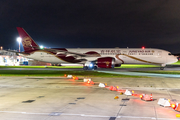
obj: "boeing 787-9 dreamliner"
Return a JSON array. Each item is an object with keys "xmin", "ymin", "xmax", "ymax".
[{"xmin": 16, "ymin": 27, "xmax": 178, "ymax": 70}]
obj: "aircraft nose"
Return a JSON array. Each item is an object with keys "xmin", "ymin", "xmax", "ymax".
[
  {"xmin": 173, "ymin": 56, "xmax": 178, "ymax": 63},
  {"xmin": 167, "ymin": 56, "xmax": 178, "ymax": 64},
  {"xmin": 175, "ymin": 57, "xmax": 178, "ymax": 62}
]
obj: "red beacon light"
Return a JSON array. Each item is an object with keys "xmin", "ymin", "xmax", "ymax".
[
  {"xmin": 87, "ymin": 80, "xmax": 94, "ymax": 85},
  {"xmin": 142, "ymin": 46, "xmax": 145, "ymax": 49},
  {"xmin": 72, "ymin": 76, "xmax": 78, "ymax": 80},
  {"xmin": 171, "ymin": 104, "xmax": 176, "ymax": 109},
  {"xmin": 139, "ymin": 95, "xmax": 143, "ymax": 99},
  {"xmin": 87, "ymin": 80, "xmax": 90, "ymax": 84},
  {"xmin": 72, "ymin": 76, "xmax": 76, "ymax": 80}
]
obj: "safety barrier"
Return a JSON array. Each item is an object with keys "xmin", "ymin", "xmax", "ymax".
[
  {"xmin": 84, "ymin": 78, "xmax": 91, "ymax": 82},
  {"xmin": 99, "ymin": 83, "xmax": 105, "ymax": 87},
  {"xmin": 67, "ymin": 75, "xmax": 73, "ymax": 78},
  {"xmin": 124, "ymin": 89, "xmax": 132, "ymax": 96},
  {"xmin": 157, "ymin": 98, "xmax": 170, "ymax": 107}
]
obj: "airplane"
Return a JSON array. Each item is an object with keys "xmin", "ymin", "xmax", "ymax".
[{"xmin": 16, "ymin": 27, "xmax": 178, "ymax": 70}]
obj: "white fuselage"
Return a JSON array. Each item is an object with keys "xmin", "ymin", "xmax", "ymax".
[{"xmin": 20, "ymin": 48, "xmax": 178, "ymax": 66}]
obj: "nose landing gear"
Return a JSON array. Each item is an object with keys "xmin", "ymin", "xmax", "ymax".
[
  {"xmin": 160, "ymin": 64, "xmax": 166, "ymax": 70},
  {"xmin": 160, "ymin": 67, "xmax": 164, "ymax": 70}
]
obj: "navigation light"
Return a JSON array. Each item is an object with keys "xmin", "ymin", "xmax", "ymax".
[{"xmin": 40, "ymin": 45, "xmax": 44, "ymax": 49}]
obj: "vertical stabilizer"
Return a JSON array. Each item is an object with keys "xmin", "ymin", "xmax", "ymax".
[{"xmin": 16, "ymin": 27, "xmax": 39, "ymax": 52}]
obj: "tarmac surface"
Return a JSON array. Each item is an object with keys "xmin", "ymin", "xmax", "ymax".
[{"xmin": 0, "ymin": 76, "xmax": 180, "ymax": 120}]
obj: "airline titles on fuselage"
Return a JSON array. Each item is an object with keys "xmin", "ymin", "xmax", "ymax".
[
  {"xmin": 100, "ymin": 50, "xmax": 120, "ymax": 55},
  {"xmin": 128, "ymin": 50, "xmax": 154, "ymax": 55},
  {"xmin": 100, "ymin": 49, "xmax": 154, "ymax": 55}
]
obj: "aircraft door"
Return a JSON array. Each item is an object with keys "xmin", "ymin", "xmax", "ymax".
[
  {"xmin": 157, "ymin": 51, "xmax": 162, "ymax": 57},
  {"xmin": 122, "ymin": 51, "xmax": 127, "ymax": 58},
  {"xmin": 40, "ymin": 52, "xmax": 44, "ymax": 61},
  {"xmin": 157, "ymin": 51, "xmax": 165, "ymax": 63},
  {"xmin": 120, "ymin": 51, "xmax": 128, "ymax": 63}
]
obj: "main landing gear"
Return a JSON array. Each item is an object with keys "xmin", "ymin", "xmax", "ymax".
[
  {"xmin": 160, "ymin": 67, "xmax": 164, "ymax": 70},
  {"xmin": 83, "ymin": 66, "xmax": 88, "ymax": 70},
  {"xmin": 52, "ymin": 63, "xmax": 61, "ymax": 66},
  {"xmin": 83, "ymin": 61, "xmax": 97, "ymax": 70},
  {"xmin": 83, "ymin": 65, "xmax": 97, "ymax": 70}
]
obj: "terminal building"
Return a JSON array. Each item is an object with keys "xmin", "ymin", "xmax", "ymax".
[{"xmin": 0, "ymin": 50, "xmax": 51, "ymax": 66}]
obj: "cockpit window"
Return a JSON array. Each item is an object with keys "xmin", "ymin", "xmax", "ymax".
[{"xmin": 168, "ymin": 53, "xmax": 172, "ymax": 55}]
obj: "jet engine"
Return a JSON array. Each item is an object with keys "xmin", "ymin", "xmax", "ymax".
[
  {"xmin": 83, "ymin": 57, "xmax": 115, "ymax": 70},
  {"xmin": 97, "ymin": 57, "xmax": 115, "ymax": 68}
]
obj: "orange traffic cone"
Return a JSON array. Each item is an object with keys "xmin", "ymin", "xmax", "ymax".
[
  {"xmin": 109, "ymin": 86, "xmax": 117, "ymax": 91},
  {"xmin": 150, "ymin": 93, "xmax": 153, "ymax": 101},
  {"xmin": 90, "ymin": 81, "xmax": 94, "ymax": 85},
  {"xmin": 175, "ymin": 103, "xmax": 180, "ymax": 112},
  {"xmin": 109, "ymin": 86, "xmax": 113, "ymax": 90},
  {"xmin": 87, "ymin": 80, "xmax": 94, "ymax": 85},
  {"xmin": 141, "ymin": 94, "xmax": 153, "ymax": 101},
  {"xmin": 112, "ymin": 86, "xmax": 117, "ymax": 91},
  {"xmin": 72, "ymin": 76, "xmax": 78, "ymax": 80}
]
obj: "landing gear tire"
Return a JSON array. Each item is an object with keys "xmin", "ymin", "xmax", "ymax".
[
  {"xmin": 160, "ymin": 67, "xmax": 164, "ymax": 70},
  {"xmin": 93, "ymin": 66, "xmax": 97, "ymax": 70},
  {"xmin": 83, "ymin": 66, "xmax": 88, "ymax": 70}
]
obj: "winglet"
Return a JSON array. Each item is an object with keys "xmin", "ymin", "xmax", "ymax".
[{"xmin": 16, "ymin": 27, "xmax": 39, "ymax": 52}]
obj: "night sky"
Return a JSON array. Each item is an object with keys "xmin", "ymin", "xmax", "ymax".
[{"xmin": 1, "ymin": 0, "xmax": 180, "ymax": 53}]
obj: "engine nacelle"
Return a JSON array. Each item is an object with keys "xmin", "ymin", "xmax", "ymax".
[{"xmin": 97, "ymin": 57, "xmax": 115, "ymax": 68}]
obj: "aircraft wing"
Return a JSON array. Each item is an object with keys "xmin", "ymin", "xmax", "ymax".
[{"xmin": 43, "ymin": 48, "xmax": 100, "ymax": 57}]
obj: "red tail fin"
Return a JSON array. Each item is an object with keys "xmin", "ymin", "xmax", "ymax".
[{"xmin": 16, "ymin": 27, "xmax": 39, "ymax": 52}]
